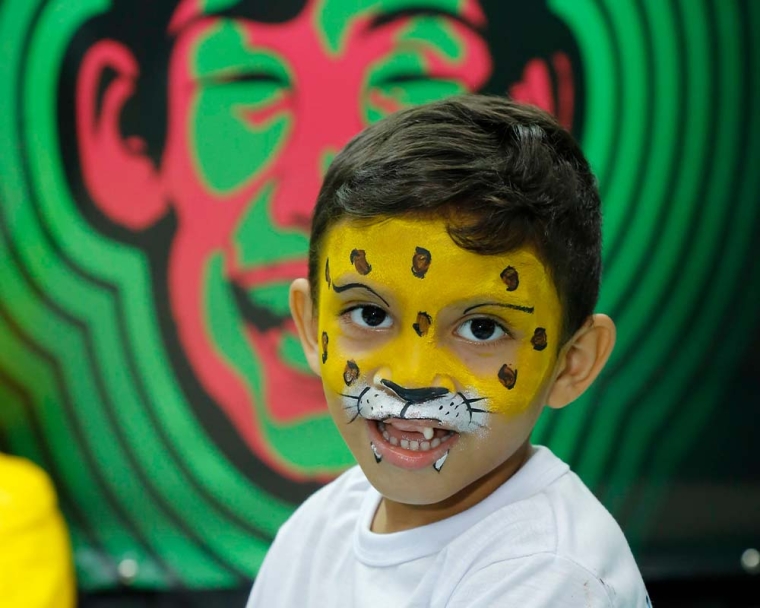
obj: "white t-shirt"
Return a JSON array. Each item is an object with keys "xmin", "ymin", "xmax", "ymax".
[{"xmin": 247, "ymin": 446, "xmax": 651, "ymax": 607}]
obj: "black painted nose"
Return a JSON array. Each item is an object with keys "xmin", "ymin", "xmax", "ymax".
[{"xmin": 380, "ymin": 379, "xmax": 449, "ymax": 403}]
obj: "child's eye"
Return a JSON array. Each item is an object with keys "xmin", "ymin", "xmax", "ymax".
[
  {"xmin": 456, "ymin": 318, "xmax": 507, "ymax": 342},
  {"xmin": 347, "ymin": 306, "xmax": 393, "ymax": 329}
]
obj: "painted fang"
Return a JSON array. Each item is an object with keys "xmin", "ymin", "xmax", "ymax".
[
  {"xmin": 350, "ymin": 249, "xmax": 372, "ymax": 275},
  {"xmin": 370, "ymin": 442, "xmax": 382, "ymax": 463},
  {"xmin": 433, "ymin": 451, "xmax": 449, "ymax": 472}
]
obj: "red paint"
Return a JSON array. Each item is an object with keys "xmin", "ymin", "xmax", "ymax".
[
  {"xmin": 76, "ymin": 40, "xmax": 169, "ymax": 229},
  {"xmin": 552, "ymin": 52, "xmax": 575, "ymax": 131},
  {"xmin": 509, "ymin": 53, "xmax": 575, "ymax": 131},
  {"xmin": 74, "ymin": 0, "xmax": 500, "ymax": 478}
]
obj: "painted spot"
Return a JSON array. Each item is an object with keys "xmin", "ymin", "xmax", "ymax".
[
  {"xmin": 350, "ymin": 249, "xmax": 372, "ymax": 275},
  {"xmin": 412, "ymin": 312, "xmax": 432, "ymax": 337},
  {"xmin": 497, "ymin": 363, "xmax": 518, "ymax": 390},
  {"xmin": 531, "ymin": 327, "xmax": 548, "ymax": 351},
  {"xmin": 321, "ymin": 331, "xmax": 329, "ymax": 364},
  {"xmin": 325, "ymin": 258, "xmax": 331, "ymax": 287},
  {"xmin": 343, "ymin": 360, "xmax": 360, "ymax": 386},
  {"xmin": 411, "ymin": 246, "xmax": 432, "ymax": 278},
  {"xmin": 500, "ymin": 266, "xmax": 519, "ymax": 291}
]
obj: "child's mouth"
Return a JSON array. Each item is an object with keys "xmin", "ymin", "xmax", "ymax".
[
  {"xmin": 377, "ymin": 420, "xmax": 456, "ymax": 451},
  {"xmin": 366, "ymin": 419, "xmax": 460, "ymax": 471}
]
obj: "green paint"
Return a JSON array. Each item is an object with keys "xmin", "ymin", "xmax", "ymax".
[
  {"xmin": 278, "ymin": 332, "xmax": 314, "ymax": 375},
  {"xmin": 365, "ymin": 51, "xmax": 465, "ymax": 122},
  {"xmin": 315, "ymin": 0, "xmax": 466, "ymax": 56},
  {"xmin": 397, "ymin": 16, "xmax": 464, "ymax": 63},
  {"xmin": 246, "ymin": 282, "xmax": 292, "ymax": 318},
  {"xmin": 193, "ymin": 22, "xmax": 292, "ymax": 193},
  {"xmin": 13, "ymin": 0, "xmax": 291, "ymax": 587},
  {"xmin": 232, "ymin": 183, "xmax": 309, "ymax": 267},
  {"xmin": 594, "ymin": 1, "xmax": 648, "ymax": 248},
  {"xmin": 600, "ymin": 0, "xmax": 745, "ymax": 505},
  {"xmin": 538, "ymin": 0, "xmax": 618, "ymax": 460},
  {"xmin": 549, "ymin": 0, "xmax": 617, "ymax": 192},
  {"xmin": 205, "ymin": 254, "xmax": 354, "ymax": 471},
  {"xmin": 579, "ymin": 0, "xmax": 715, "ymax": 489},
  {"xmin": 194, "ymin": 20, "xmax": 292, "ymax": 81},
  {"xmin": 320, "ymin": 149, "xmax": 338, "ymax": 176},
  {"xmin": 201, "ymin": 0, "xmax": 241, "ymax": 13}
]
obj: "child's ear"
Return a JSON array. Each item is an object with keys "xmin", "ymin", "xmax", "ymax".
[
  {"xmin": 289, "ymin": 279, "xmax": 322, "ymax": 377},
  {"xmin": 546, "ymin": 314, "xmax": 616, "ymax": 409}
]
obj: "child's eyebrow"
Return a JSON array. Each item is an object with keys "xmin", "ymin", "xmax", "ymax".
[
  {"xmin": 332, "ymin": 281, "xmax": 390, "ymax": 307},
  {"xmin": 463, "ymin": 302, "xmax": 534, "ymax": 314}
]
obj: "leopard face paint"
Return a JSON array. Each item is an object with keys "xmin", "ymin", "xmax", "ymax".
[
  {"xmin": 319, "ymin": 218, "xmax": 562, "ymax": 417},
  {"xmin": 313, "ymin": 217, "xmax": 563, "ymax": 496}
]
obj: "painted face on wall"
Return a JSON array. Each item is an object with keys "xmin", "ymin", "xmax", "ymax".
[
  {"xmin": 75, "ymin": 0, "xmax": 492, "ymax": 479},
  {"xmin": 316, "ymin": 217, "xmax": 564, "ymax": 504}
]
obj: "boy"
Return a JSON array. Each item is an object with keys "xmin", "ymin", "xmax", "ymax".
[{"xmin": 247, "ymin": 95, "xmax": 650, "ymax": 607}]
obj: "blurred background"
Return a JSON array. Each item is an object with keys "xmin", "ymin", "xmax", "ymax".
[{"xmin": 0, "ymin": 0, "xmax": 758, "ymax": 606}]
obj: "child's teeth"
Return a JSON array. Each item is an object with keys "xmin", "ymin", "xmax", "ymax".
[{"xmin": 422, "ymin": 427, "xmax": 434, "ymax": 440}]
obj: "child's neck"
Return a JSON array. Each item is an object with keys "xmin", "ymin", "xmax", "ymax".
[{"xmin": 371, "ymin": 441, "xmax": 532, "ymax": 534}]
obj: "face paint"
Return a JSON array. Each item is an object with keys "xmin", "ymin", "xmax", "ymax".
[
  {"xmin": 315, "ymin": 217, "xmax": 563, "ymax": 486},
  {"xmin": 320, "ymin": 218, "xmax": 562, "ymax": 410},
  {"xmin": 531, "ymin": 327, "xmax": 548, "ymax": 351},
  {"xmin": 411, "ymin": 247, "xmax": 432, "ymax": 278},
  {"xmin": 413, "ymin": 312, "xmax": 432, "ymax": 337}
]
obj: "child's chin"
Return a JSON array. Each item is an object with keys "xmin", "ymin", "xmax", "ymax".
[{"xmin": 361, "ymin": 463, "xmax": 471, "ymax": 507}]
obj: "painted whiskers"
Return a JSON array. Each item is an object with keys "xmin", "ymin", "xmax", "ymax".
[{"xmin": 341, "ymin": 380, "xmax": 490, "ymax": 472}]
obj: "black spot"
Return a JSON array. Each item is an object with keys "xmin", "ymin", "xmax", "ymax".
[
  {"xmin": 325, "ymin": 258, "xmax": 331, "ymax": 287},
  {"xmin": 350, "ymin": 249, "xmax": 372, "ymax": 275},
  {"xmin": 531, "ymin": 327, "xmax": 548, "ymax": 351},
  {"xmin": 343, "ymin": 360, "xmax": 360, "ymax": 385},
  {"xmin": 413, "ymin": 312, "xmax": 432, "ymax": 337},
  {"xmin": 498, "ymin": 363, "xmax": 518, "ymax": 389},
  {"xmin": 500, "ymin": 266, "xmax": 519, "ymax": 291},
  {"xmin": 321, "ymin": 332, "xmax": 329, "ymax": 364},
  {"xmin": 411, "ymin": 246, "xmax": 432, "ymax": 278}
]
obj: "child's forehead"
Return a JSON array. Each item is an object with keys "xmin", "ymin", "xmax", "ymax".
[
  {"xmin": 322, "ymin": 216, "xmax": 546, "ymax": 274},
  {"xmin": 320, "ymin": 216, "xmax": 560, "ymax": 314}
]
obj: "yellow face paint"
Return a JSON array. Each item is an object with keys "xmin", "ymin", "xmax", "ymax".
[{"xmin": 317, "ymin": 217, "xmax": 563, "ymax": 430}]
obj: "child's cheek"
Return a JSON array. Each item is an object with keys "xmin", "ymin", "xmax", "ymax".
[{"xmin": 316, "ymin": 312, "xmax": 347, "ymax": 397}]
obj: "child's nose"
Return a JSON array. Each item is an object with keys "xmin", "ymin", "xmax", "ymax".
[{"xmin": 372, "ymin": 367, "xmax": 457, "ymax": 397}]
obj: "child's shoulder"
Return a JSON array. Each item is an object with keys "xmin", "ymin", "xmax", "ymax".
[{"xmin": 440, "ymin": 446, "xmax": 647, "ymax": 605}]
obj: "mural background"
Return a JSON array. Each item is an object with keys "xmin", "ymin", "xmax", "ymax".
[{"xmin": 0, "ymin": 0, "xmax": 758, "ymax": 592}]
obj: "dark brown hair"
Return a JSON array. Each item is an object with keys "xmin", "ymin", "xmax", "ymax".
[{"xmin": 309, "ymin": 95, "xmax": 602, "ymax": 342}]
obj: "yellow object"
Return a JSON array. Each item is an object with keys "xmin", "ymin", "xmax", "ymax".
[{"xmin": 0, "ymin": 454, "xmax": 75, "ymax": 608}]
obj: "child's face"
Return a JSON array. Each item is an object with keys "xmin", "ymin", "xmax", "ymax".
[{"xmin": 314, "ymin": 217, "xmax": 563, "ymax": 505}]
